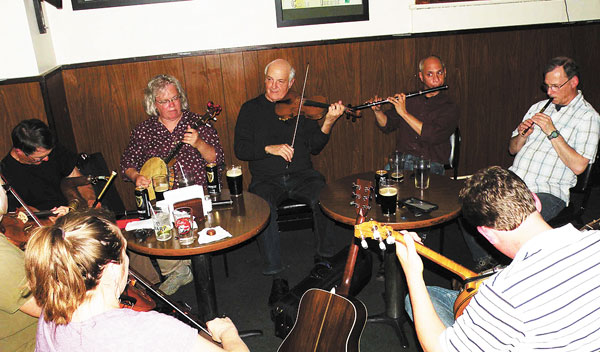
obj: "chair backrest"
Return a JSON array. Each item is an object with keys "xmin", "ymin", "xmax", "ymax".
[
  {"xmin": 572, "ymin": 159, "xmax": 595, "ymax": 193},
  {"xmin": 445, "ymin": 127, "xmax": 461, "ymax": 179}
]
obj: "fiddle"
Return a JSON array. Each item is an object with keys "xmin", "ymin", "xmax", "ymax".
[{"xmin": 275, "ymin": 91, "xmax": 361, "ymax": 122}]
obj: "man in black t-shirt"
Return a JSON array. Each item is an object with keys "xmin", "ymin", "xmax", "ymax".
[{"xmin": 1, "ymin": 119, "xmax": 95, "ymax": 214}]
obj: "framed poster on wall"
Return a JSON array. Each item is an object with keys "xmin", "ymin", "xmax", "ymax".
[
  {"xmin": 71, "ymin": 0, "xmax": 189, "ymax": 11},
  {"xmin": 275, "ymin": 0, "xmax": 369, "ymax": 28}
]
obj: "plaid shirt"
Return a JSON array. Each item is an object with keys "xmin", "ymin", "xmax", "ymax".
[{"xmin": 509, "ymin": 91, "xmax": 600, "ymax": 204}]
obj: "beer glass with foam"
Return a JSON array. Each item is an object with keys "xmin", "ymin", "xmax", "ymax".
[
  {"xmin": 379, "ymin": 178, "xmax": 398, "ymax": 216},
  {"xmin": 226, "ymin": 165, "xmax": 243, "ymax": 197}
]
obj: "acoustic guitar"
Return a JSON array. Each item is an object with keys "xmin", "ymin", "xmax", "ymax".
[
  {"xmin": 354, "ymin": 221, "xmax": 501, "ymax": 318},
  {"xmin": 278, "ymin": 179, "xmax": 372, "ymax": 352},
  {"xmin": 140, "ymin": 101, "xmax": 221, "ymax": 200}
]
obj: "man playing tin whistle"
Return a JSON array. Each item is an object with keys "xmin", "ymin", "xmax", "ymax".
[{"xmin": 509, "ymin": 56, "xmax": 600, "ymax": 221}]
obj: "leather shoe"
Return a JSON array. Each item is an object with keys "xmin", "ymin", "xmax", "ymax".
[
  {"xmin": 268, "ymin": 278, "xmax": 289, "ymax": 306},
  {"xmin": 313, "ymin": 254, "xmax": 333, "ymax": 265}
]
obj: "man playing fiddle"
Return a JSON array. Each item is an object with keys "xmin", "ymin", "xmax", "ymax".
[
  {"xmin": 399, "ymin": 166, "xmax": 600, "ymax": 351},
  {"xmin": 234, "ymin": 58, "xmax": 345, "ymax": 306},
  {"xmin": 370, "ymin": 55, "xmax": 459, "ymax": 175},
  {"xmin": 121, "ymin": 74, "xmax": 225, "ymax": 295},
  {"xmin": 509, "ymin": 56, "xmax": 600, "ymax": 221},
  {"xmin": 1, "ymin": 119, "xmax": 95, "ymax": 217}
]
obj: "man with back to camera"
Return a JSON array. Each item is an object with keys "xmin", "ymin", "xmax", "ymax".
[
  {"xmin": 509, "ymin": 56, "xmax": 600, "ymax": 221},
  {"xmin": 370, "ymin": 55, "xmax": 459, "ymax": 175},
  {"xmin": 234, "ymin": 58, "xmax": 346, "ymax": 305},
  {"xmin": 398, "ymin": 166, "xmax": 600, "ymax": 351}
]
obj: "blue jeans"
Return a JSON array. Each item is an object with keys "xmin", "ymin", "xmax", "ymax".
[
  {"xmin": 536, "ymin": 192, "xmax": 566, "ymax": 221},
  {"xmin": 405, "ymin": 286, "xmax": 459, "ymax": 328},
  {"xmin": 249, "ymin": 169, "xmax": 337, "ymax": 275}
]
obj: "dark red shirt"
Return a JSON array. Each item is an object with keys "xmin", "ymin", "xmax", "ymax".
[
  {"xmin": 120, "ymin": 110, "xmax": 225, "ymax": 188},
  {"xmin": 378, "ymin": 91, "xmax": 459, "ymax": 164}
]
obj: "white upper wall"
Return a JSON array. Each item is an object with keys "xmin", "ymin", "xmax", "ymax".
[{"xmin": 1, "ymin": 0, "xmax": 598, "ymax": 80}]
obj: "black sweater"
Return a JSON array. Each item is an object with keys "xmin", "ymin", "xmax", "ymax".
[{"xmin": 234, "ymin": 94, "xmax": 330, "ymax": 179}]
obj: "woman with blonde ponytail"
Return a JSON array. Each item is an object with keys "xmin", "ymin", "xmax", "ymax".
[{"xmin": 25, "ymin": 209, "xmax": 248, "ymax": 352}]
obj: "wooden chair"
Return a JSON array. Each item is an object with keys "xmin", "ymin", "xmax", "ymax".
[{"xmin": 276, "ymin": 199, "xmax": 313, "ymax": 232}]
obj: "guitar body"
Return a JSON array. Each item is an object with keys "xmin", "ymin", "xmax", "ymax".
[
  {"xmin": 453, "ymin": 279, "xmax": 485, "ymax": 318},
  {"xmin": 278, "ymin": 288, "xmax": 367, "ymax": 352},
  {"xmin": 140, "ymin": 157, "xmax": 168, "ymax": 200}
]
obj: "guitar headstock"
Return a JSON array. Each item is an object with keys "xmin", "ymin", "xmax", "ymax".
[
  {"xmin": 199, "ymin": 101, "xmax": 222, "ymax": 126},
  {"xmin": 354, "ymin": 220, "xmax": 398, "ymax": 251},
  {"xmin": 351, "ymin": 179, "xmax": 373, "ymax": 218}
]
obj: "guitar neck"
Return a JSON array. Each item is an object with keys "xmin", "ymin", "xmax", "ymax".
[
  {"xmin": 393, "ymin": 229, "xmax": 477, "ymax": 280},
  {"xmin": 580, "ymin": 217, "xmax": 600, "ymax": 231},
  {"xmin": 338, "ymin": 179, "xmax": 373, "ymax": 297}
]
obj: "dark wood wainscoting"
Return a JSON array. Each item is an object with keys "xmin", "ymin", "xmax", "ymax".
[
  {"xmin": 0, "ymin": 82, "xmax": 48, "ymax": 156},
  {"xmin": 2, "ymin": 23, "xmax": 599, "ymax": 210}
]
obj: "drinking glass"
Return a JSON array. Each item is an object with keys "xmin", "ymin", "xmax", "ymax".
[
  {"xmin": 389, "ymin": 151, "xmax": 405, "ymax": 183},
  {"xmin": 153, "ymin": 209, "xmax": 172, "ymax": 241},
  {"xmin": 226, "ymin": 165, "xmax": 243, "ymax": 197},
  {"xmin": 152, "ymin": 175, "xmax": 169, "ymax": 202},
  {"xmin": 414, "ymin": 158, "xmax": 431, "ymax": 190},
  {"xmin": 173, "ymin": 207, "xmax": 195, "ymax": 245},
  {"xmin": 379, "ymin": 178, "xmax": 398, "ymax": 216}
]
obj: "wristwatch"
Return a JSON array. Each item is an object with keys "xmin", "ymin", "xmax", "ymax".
[{"xmin": 547, "ymin": 130, "xmax": 560, "ymax": 140}]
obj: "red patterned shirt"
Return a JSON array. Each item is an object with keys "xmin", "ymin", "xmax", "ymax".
[{"xmin": 120, "ymin": 110, "xmax": 224, "ymax": 188}]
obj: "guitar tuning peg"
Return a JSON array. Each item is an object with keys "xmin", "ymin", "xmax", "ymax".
[
  {"xmin": 379, "ymin": 241, "xmax": 387, "ymax": 251},
  {"xmin": 361, "ymin": 239, "xmax": 369, "ymax": 249},
  {"xmin": 386, "ymin": 236, "xmax": 395, "ymax": 245}
]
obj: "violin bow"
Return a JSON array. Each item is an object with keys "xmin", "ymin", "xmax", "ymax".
[
  {"xmin": 287, "ymin": 63, "xmax": 310, "ymax": 169},
  {"xmin": 0, "ymin": 174, "xmax": 43, "ymax": 227},
  {"xmin": 91, "ymin": 171, "xmax": 117, "ymax": 208}
]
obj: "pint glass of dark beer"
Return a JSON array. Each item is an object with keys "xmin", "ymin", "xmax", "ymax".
[
  {"xmin": 379, "ymin": 179, "xmax": 398, "ymax": 216},
  {"xmin": 152, "ymin": 175, "xmax": 169, "ymax": 202},
  {"xmin": 226, "ymin": 165, "xmax": 243, "ymax": 197}
]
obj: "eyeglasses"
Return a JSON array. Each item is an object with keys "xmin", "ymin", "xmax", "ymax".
[
  {"xmin": 25, "ymin": 152, "xmax": 50, "ymax": 163},
  {"xmin": 156, "ymin": 94, "xmax": 181, "ymax": 105},
  {"xmin": 541, "ymin": 76, "xmax": 573, "ymax": 92}
]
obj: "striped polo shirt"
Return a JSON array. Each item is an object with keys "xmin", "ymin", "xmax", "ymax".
[{"xmin": 441, "ymin": 224, "xmax": 600, "ymax": 351}]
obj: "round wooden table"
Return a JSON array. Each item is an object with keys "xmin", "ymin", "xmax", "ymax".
[
  {"xmin": 319, "ymin": 172, "xmax": 464, "ymax": 348},
  {"xmin": 124, "ymin": 191, "xmax": 269, "ymax": 322},
  {"xmin": 320, "ymin": 172, "xmax": 463, "ymax": 229}
]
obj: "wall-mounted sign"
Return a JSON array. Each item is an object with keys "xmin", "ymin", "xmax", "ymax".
[
  {"xmin": 275, "ymin": 0, "xmax": 369, "ymax": 28},
  {"xmin": 71, "ymin": 0, "xmax": 189, "ymax": 11}
]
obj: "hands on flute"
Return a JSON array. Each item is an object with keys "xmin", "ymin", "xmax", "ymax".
[{"xmin": 521, "ymin": 98, "xmax": 553, "ymax": 136}]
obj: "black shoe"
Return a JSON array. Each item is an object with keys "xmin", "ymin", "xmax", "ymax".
[
  {"xmin": 268, "ymin": 278, "xmax": 289, "ymax": 306},
  {"xmin": 313, "ymin": 254, "xmax": 333, "ymax": 265}
]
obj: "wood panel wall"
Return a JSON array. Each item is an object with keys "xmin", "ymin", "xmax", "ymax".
[
  {"xmin": 3, "ymin": 23, "xmax": 599, "ymax": 210},
  {"xmin": 0, "ymin": 82, "xmax": 47, "ymax": 157}
]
